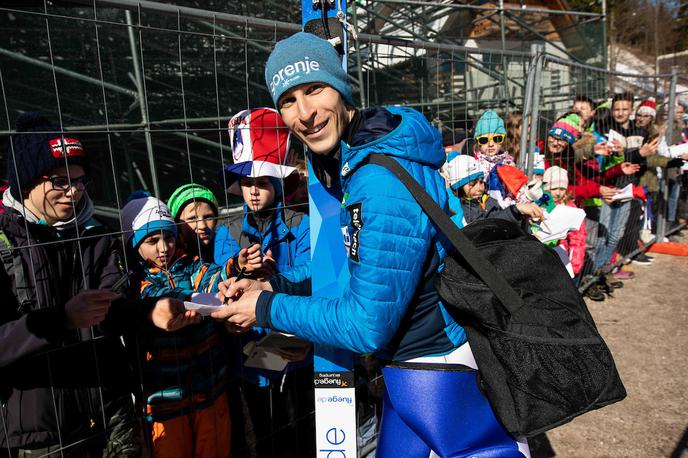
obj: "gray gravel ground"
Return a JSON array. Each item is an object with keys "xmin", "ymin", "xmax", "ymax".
[{"xmin": 531, "ymin": 247, "xmax": 688, "ymax": 457}]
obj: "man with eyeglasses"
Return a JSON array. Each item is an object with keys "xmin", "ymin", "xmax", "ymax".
[{"xmin": 0, "ymin": 113, "xmax": 196, "ymax": 457}]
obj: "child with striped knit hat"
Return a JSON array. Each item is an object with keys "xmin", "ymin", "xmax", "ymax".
[{"xmin": 120, "ymin": 193, "xmax": 232, "ymax": 458}]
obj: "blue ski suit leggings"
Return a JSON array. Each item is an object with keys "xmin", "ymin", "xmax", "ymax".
[{"xmin": 377, "ymin": 363, "xmax": 529, "ymax": 458}]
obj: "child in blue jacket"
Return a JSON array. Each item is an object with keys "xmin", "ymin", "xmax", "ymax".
[
  {"xmin": 214, "ymin": 107, "xmax": 310, "ymax": 279},
  {"xmin": 120, "ymin": 194, "xmax": 232, "ymax": 458},
  {"xmin": 214, "ymin": 107, "xmax": 314, "ymax": 458}
]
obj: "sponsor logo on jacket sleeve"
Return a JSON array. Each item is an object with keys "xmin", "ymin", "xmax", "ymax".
[{"xmin": 347, "ymin": 203, "xmax": 363, "ymax": 262}]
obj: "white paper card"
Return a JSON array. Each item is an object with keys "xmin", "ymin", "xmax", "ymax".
[
  {"xmin": 669, "ymin": 142, "xmax": 688, "ymax": 158},
  {"xmin": 183, "ymin": 292, "xmax": 223, "ymax": 316},
  {"xmin": 611, "ymin": 183, "xmax": 633, "ymax": 201},
  {"xmin": 533, "ymin": 205, "xmax": 585, "ymax": 243},
  {"xmin": 658, "ymin": 137, "xmax": 671, "ymax": 157},
  {"xmin": 241, "ymin": 332, "xmax": 311, "ymax": 372},
  {"xmin": 243, "ymin": 343, "xmax": 289, "ymax": 372},
  {"xmin": 256, "ymin": 332, "xmax": 311, "ymax": 353},
  {"xmin": 606, "ymin": 129, "xmax": 626, "ymax": 147},
  {"xmin": 552, "ymin": 245, "xmax": 575, "ymax": 278}
]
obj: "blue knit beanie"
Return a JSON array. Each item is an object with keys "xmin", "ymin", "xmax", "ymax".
[
  {"xmin": 474, "ymin": 111, "xmax": 506, "ymax": 137},
  {"xmin": 120, "ymin": 192, "xmax": 177, "ymax": 249},
  {"xmin": 264, "ymin": 32, "xmax": 353, "ymax": 107}
]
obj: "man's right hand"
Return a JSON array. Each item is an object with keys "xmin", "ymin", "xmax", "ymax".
[
  {"xmin": 64, "ymin": 290, "xmax": 119, "ymax": 329},
  {"xmin": 599, "ymin": 186, "xmax": 618, "ymax": 203},
  {"xmin": 217, "ymin": 277, "xmax": 271, "ymax": 305},
  {"xmin": 149, "ymin": 298, "xmax": 201, "ymax": 332}
]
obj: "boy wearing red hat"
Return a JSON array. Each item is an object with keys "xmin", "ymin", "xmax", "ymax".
[
  {"xmin": 215, "ymin": 107, "xmax": 310, "ymax": 279},
  {"xmin": 214, "ymin": 107, "xmax": 313, "ymax": 458}
]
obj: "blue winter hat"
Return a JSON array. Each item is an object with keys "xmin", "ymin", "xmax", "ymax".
[
  {"xmin": 444, "ymin": 153, "xmax": 485, "ymax": 191},
  {"xmin": 264, "ymin": 32, "xmax": 353, "ymax": 107},
  {"xmin": 474, "ymin": 110, "xmax": 506, "ymax": 137}
]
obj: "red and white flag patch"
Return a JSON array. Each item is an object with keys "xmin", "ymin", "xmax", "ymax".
[{"xmin": 48, "ymin": 137, "xmax": 85, "ymax": 158}]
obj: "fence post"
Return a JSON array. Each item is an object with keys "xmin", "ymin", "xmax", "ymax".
[
  {"xmin": 518, "ymin": 45, "xmax": 537, "ymax": 171},
  {"xmin": 126, "ymin": 10, "xmax": 160, "ymax": 197},
  {"xmin": 525, "ymin": 43, "xmax": 545, "ymax": 178},
  {"xmin": 656, "ymin": 67, "xmax": 678, "ymax": 241},
  {"xmin": 498, "ymin": 0, "xmax": 510, "ymax": 109},
  {"xmin": 351, "ymin": 5, "xmax": 366, "ymax": 109}
]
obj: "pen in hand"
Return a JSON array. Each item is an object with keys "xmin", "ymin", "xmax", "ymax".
[{"xmin": 223, "ymin": 266, "xmax": 247, "ymax": 305}]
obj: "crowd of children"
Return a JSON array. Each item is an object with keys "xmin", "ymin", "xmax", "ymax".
[
  {"xmin": 442, "ymin": 93, "xmax": 688, "ymax": 300},
  {"xmin": 2, "ymin": 77, "xmax": 688, "ymax": 456}
]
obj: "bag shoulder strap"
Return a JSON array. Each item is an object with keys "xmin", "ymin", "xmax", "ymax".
[
  {"xmin": 363, "ymin": 154, "xmax": 523, "ymax": 314},
  {"xmin": 0, "ymin": 229, "xmax": 13, "ymax": 259},
  {"xmin": 0, "ymin": 229, "xmax": 34, "ymax": 308}
]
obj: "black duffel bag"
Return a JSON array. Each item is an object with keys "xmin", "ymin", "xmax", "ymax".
[{"xmin": 363, "ymin": 154, "xmax": 626, "ymax": 438}]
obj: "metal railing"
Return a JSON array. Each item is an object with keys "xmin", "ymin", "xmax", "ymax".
[{"xmin": 0, "ymin": 1, "xmax": 685, "ymax": 457}]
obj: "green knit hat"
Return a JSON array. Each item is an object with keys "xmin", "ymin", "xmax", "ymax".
[{"xmin": 167, "ymin": 184, "xmax": 219, "ymax": 220}]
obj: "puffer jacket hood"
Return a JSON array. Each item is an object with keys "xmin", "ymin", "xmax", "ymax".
[{"xmin": 340, "ymin": 106, "xmax": 445, "ymax": 180}]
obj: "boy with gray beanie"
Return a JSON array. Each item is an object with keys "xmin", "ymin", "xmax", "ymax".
[{"xmin": 120, "ymin": 193, "xmax": 232, "ymax": 458}]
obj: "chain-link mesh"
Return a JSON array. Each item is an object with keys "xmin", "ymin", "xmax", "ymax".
[{"xmin": 0, "ymin": 1, "xmax": 684, "ymax": 457}]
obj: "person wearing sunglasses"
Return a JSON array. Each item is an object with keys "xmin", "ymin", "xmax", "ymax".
[
  {"xmin": 472, "ymin": 110, "xmax": 523, "ymax": 208},
  {"xmin": 473, "ymin": 110, "xmax": 509, "ymax": 164}
]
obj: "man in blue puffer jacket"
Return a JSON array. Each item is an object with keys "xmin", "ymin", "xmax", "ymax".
[{"xmin": 213, "ymin": 32, "xmax": 529, "ymax": 457}]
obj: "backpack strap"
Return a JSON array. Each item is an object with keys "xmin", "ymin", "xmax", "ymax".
[
  {"xmin": 0, "ymin": 230, "xmax": 13, "ymax": 264},
  {"xmin": 0, "ymin": 229, "xmax": 33, "ymax": 309},
  {"xmin": 362, "ymin": 154, "xmax": 524, "ymax": 314}
]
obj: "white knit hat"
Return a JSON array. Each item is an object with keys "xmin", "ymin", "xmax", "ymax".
[
  {"xmin": 444, "ymin": 152, "xmax": 485, "ymax": 190},
  {"xmin": 120, "ymin": 193, "xmax": 177, "ymax": 247},
  {"xmin": 543, "ymin": 166, "xmax": 569, "ymax": 191}
]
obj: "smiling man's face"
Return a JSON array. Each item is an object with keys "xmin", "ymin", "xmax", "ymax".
[{"xmin": 278, "ymin": 82, "xmax": 354, "ymax": 154}]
